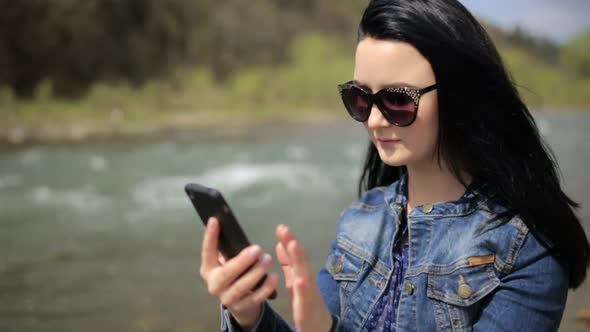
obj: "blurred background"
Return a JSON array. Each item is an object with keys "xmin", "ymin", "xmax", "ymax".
[{"xmin": 0, "ymin": 0, "xmax": 588, "ymax": 331}]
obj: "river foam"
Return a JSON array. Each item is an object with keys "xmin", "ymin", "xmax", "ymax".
[{"xmin": 130, "ymin": 161, "xmax": 333, "ymax": 211}]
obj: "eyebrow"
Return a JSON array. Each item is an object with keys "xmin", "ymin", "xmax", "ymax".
[{"xmin": 352, "ymin": 79, "xmax": 420, "ymax": 91}]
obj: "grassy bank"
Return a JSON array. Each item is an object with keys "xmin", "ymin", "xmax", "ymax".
[
  {"xmin": 1, "ymin": 33, "xmax": 589, "ymax": 146},
  {"xmin": 503, "ymin": 48, "xmax": 590, "ymax": 107}
]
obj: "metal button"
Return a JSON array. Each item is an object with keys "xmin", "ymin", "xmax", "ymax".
[
  {"xmin": 458, "ymin": 275, "xmax": 473, "ymax": 299},
  {"xmin": 333, "ymin": 255, "xmax": 344, "ymax": 274},
  {"xmin": 404, "ymin": 281, "xmax": 415, "ymax": 295},
  {"xmin": 422, "ymin": 203, "xmax": 433, "ymax": 213},
  {"xmin": 333, "ymin": 260, "xmax": 342, "ymax": 274}
]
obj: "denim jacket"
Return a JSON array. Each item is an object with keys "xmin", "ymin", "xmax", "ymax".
[{"xmin": 221, "ymin": 174, "xmax": 569, "ymax": 331}]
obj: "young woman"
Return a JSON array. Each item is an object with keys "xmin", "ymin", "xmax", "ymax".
[{"xmin": 199, "ymin": 0, "xmax": 590, "ymax": 331}]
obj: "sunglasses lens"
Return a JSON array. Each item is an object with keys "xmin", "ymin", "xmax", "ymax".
[
  {"xmin": 381, "ymin": 91, "xmax": 416, "ymax": 126},
  {"xmin": 341, "ymin": 87, "xmax": 370, "ymax": 122}
]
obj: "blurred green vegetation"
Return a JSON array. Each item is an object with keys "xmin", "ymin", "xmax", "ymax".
[
  {"xmin": 0, "ymin": 33, "xmax": 354, "ymax": 132},
  {"xmin": 503, "ymin": 46, "xmax": 590, "ymax": 108},
  {"xmin": 0, "ymin": 1, "xmax": 589, "ymax": 143}
]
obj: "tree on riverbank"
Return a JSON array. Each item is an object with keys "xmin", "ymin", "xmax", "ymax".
[{"xmin": 0, "ymin": 0, "xmax": 363, "ymax": 98}]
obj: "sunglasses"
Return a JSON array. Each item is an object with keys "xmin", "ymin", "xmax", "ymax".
[{"xmin": 337, "ymin": 81, "xmax": 437, "ymax": 126}]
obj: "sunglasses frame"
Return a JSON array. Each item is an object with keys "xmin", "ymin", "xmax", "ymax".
[{"xmin": 337, "ymin": 81, "xmax": 438, "ymax": 126}]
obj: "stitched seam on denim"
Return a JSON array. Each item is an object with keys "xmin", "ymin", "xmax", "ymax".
[
  {"xmin": 336, "ymin": 237, "xmax": 373, "ymax": 263},
  {"xmin": 359, "ymin": 273, "xmax": 391, "ymax": 331},
  {"xmin": 410, "ymin": 217, "xmax": 433, "ymax": 272},
  {"xmin": 409, "ymin": 208, "xmax": 478, "ymax": 218},
  {"xmin": 405, "ymin": 258, "xmax": 495, "ymax": 277},
  {"xmin": 332, "ymin": 274, "xmax": 358, "ymax": 281},
  {"xmin": 508, "ymin": 215, "xmax": 530, "ymax": 233},
  {"xmin": 327, "ymin": 252, "xmax": 362, "ymax": 282},
  {"xmin": 339, "ymin": 286, "xmax": 346, "ymax": 318},
  {"xmin": 427, "ymin": 275, "xmax": 500, "ymax": 306},
  {"xmin": 432, "ymin": 299, "xmax": 449, "ymax": 331},
  {"xmin": 367, "ymin": 275, "xmax": 385, "ymax": 289},
  {"xmin": 448, "ymin": 304, "xmax": 462, "ymax": 332},
  {"xmin": 428, "ymin": 279, "xmax": 499, "ymax": 306},
  {"xmin": 349, "ymin": 202, "xmax": 383, "ymax": 211},
  {"xmin": 335, "ymin": 238, "xmax": 393, "ymax": 282},
  {"xmin": 373, "ymin": 261, "xmax": 390, "ymax": 277},
  {"xmin": 337, "ymin": 237, "xmax": 391, "ymax": 277},
  {"xmin": 504, "ymin": 217, "xmax": 529, "ymax": 273},
  {"xmin": 493, "ymin": 256, "xmax": 511, "ymax": 275}
]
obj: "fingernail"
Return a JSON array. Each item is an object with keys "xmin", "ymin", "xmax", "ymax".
[
  {"xmin": 259, "ymin": 253, "xmax": 271, "ymax": 265},
  {"xmin": 208, "ymin": 218, "xmax": 217, "ymax": 227},
  {"xmin": 249, "ymin": 245, "xmax": 261, "ymax": 257}
]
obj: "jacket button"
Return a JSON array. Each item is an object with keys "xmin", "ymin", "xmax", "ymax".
[
  {"xmin": 423, "ymin": 203, "xmax": 433, "ymax": 213},
  {"xmin": 404, "ymin": 281, "xmax": 415, "ymax": 295},
  {"xmin": 458, "ymin": 275, "xmax": 473, "ymax": 299},
  {"xmin": 333, "ymin": 260, "xmax": 342, "ymax": 274}
]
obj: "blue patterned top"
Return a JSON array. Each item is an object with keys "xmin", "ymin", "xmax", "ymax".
[
  {"xmin": 361, "ymin": 228, "xmax": 409, "ymax": 332},
  {"xmin": 362, "ymin": 181, "xmax": 410, "ymax": 332}
]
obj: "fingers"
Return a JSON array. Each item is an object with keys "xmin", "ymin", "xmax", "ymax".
[
  {"xmin": 231, "ymin": 272, "xmax": 280, "ymax": 314},
  {"xmin": 276, "ymin": 224, "xmax": 296, "ymax": 251},
  {"xmin": 206, "ymin": 244, "xmax": 263, "ymax": 295},
  {"xmin": 276, "ymin": 223, "xmax": 297, "ymax": 279},
  {"xmin": 275, "ymin": 225, "xmax": 331, "ymax": 331},
  {"xmin": 275, "ymin": 241, "xmax": 292, "ymax": 282},
  {"xmin": 218, "ymin": 252, "xmax": 226, "ymax": 265},
  {"xmin": 276, "ymin": 224, "xmax": 295, "ymax": 288},
  {"xmin": 276, "ymin": 241, "xmax": 294, "ymax": 304},
  {"xmin": 277, "ymin": 225, "xmax": 313, "ymax": 281},
  {"xmin": 219, "ymin": 253, "xmax": 273, "ymax": 306},
  {"xmin": 275, "ymin": 238, "xmax": 290, "ymax": 266},
  {"xmin": 292, "ymin": 275, "xmax": 311, "ymax": 321},
  {"xmin": 201, "ymin": 217, "xmax": 221, "ymax": 276}
]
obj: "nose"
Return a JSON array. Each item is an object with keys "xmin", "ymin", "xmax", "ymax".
[{"xmin": 366, "ymin": 104, "xmax": 391, "ymax": 129}]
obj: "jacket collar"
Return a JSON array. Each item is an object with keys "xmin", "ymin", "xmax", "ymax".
[{"xmin": 383, "ymin": 171, "xmax": 487, "ymax": 217}]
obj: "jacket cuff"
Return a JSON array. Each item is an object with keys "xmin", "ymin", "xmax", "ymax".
[
  {"xmin": 220, "ymin": 302, "xmax": 264, "ymax": 332},
  {"xmin": 220, "ymin": 301, "xmax": 334, "ymax": 331},
  {"xmin": 221, "ymin": 301, "xmax": 290, "ymax": 332}
]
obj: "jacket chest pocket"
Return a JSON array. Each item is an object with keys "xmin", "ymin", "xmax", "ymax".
[
  {"xmin": 325, "ymin": 247, "xmax": 365, "ymax": 312},
  {"xmin": 426, "ymin": 260, "xmax": 500, "ymax": 332}
]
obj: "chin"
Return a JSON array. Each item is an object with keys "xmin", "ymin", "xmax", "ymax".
[
  {"xmin": 377, "ymin": 150, "xmax": 409, "ymax": 167},
  {"xmin": 381, "ymin": 159, "xmax": 407, "ymax": 167}
]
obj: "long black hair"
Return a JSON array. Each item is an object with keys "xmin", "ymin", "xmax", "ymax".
[{"xmin": 356, "ymin": 0, "xmax": 589, "ymax": 289}]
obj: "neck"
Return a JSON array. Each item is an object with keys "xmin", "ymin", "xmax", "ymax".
[{"xmin": 405, "ymin": 160, "xmax": 471, "ymax": 212}]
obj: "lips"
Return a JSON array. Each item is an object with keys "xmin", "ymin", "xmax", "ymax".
[{"xmin": 377, "ymin": 138, "xmax": 401, "ymax": 143}]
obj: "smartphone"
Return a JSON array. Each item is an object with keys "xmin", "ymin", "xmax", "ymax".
[{"xmin": 184, "ymin": 183, "xmax": 277, "ymax": 299}]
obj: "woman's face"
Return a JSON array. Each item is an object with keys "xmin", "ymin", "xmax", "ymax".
[{"xmin": 354, "ymin": 37, "xmax": 439, "ymax": 169}]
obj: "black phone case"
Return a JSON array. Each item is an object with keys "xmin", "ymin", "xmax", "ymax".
[
  {"xmin": 184, "ymin": 183, "xmax": 276, "ymax": 299},
  {"xmin": 185, "ymin": 183, "xmax": 250, "ymax": 259}
]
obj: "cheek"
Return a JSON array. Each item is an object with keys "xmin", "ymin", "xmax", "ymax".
[{"xmin": 410, "ymin": 99, "xmax": 439, "ymax": 155}]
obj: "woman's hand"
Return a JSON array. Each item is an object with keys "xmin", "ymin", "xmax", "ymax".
[
  {"xmin": 275, "ymin": 224, "xmax": 333, "ymax": 332},
  {"xmin": 200, "ymin": 217, "xmax": 279, "ymax": 330}
]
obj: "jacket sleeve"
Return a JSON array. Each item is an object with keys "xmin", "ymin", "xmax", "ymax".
[
  {"xmin": 474, "ymin": 231, "xmax": 569, "ymax": 332},
  {"xmin": 317, "ymin": 240, "xmax": 342, "ymax": 319},
  {"xmin": 220, "ymin": 301, "xmax": 293, "ymax": 332}
]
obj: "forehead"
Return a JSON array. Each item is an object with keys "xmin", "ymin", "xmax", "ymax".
[{"xmin": 353, "ymin": 37, "xmax": 435, "ymax": 90}]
